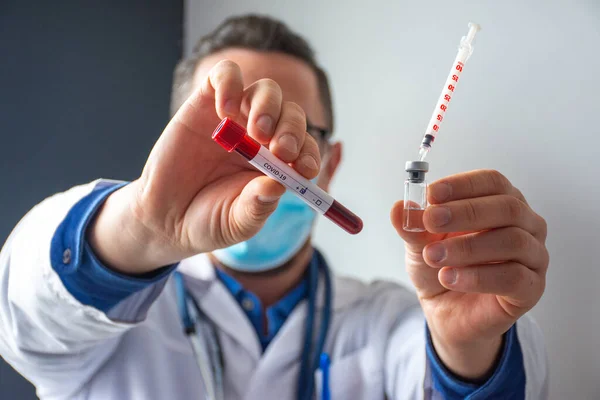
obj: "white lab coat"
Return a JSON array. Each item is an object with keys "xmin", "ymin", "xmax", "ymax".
[{"xmin": 0, "ymin": 181, "xmax": 548, "ymax": 400}]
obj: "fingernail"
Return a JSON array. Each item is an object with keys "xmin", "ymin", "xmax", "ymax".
[
  {"xmin": 257, "ymin": 195, "xmax": 281, "ymax": 204},
  {"xmin": 256, "ymin": 115, "xmax": 273, "ymax": 135},
  {"xmin": 224, "ymin": 99, "xmax": 237, "ymax": 116},
  {"xmin": 301, "ymin": 155, "xmax": 318, "ymax": 171},
  {"xmin": 430, "ymin": 183, "xmax": 452, "ymax": 202},
  {"xmin": 429, "ymin": 206, "xmax": 451, "ymax": 227},
  {"xmin": 278, "ymin": 134, "xmax": 298, "ymax": 154},
  {"xmin": 440, "ymin": 268, "xmax": 457, "ymax": 285},
  {"xmin": 425, "ymin": 243, "xmax": 447, "ymax": 263}
]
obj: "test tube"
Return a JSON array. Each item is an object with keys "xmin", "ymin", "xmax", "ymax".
[
  {"xmin": 403, "ymin": 161, "xmax": 429, "ymax": 232},
  {"xmin": 212, "ymin": 118, "xmax": 363, "ymax": 235}
]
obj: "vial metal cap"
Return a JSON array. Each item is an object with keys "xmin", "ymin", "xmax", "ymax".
[{"xmin": 405, "ymin": 161, "xmax": 429, "ymax": 172}]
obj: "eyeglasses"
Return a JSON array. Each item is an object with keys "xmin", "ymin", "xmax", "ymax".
[{"xmin": 306, "ymin": 122, "xmax": 332, "ymax": 143}]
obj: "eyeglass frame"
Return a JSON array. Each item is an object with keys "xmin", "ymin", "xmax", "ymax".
[{"xmin": 306, "ymin": 122, "xmax": 333, "ymax": 153}]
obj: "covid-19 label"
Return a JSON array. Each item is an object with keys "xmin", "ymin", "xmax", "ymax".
[{"xmin": 250, "ymin": 146, "xmax": 333, "ymax": 214}]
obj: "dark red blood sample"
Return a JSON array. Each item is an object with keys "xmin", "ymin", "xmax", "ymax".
[{"xmin": 324, "ymin": 200, "xmax": 363, "ymax": 235}]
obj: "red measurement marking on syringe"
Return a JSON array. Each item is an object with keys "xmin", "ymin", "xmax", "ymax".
[{"xmin": 418, "ymin": 23, "xmax": 480, "ymax": 157}]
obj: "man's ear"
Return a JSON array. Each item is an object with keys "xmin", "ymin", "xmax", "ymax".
[{"xmin": 319, "ymin": 142, "xmax": 342, "ymax": 191}]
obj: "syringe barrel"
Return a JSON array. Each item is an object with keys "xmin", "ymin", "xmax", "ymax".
[{"xmin": 419, "ymin": 23, "xmax": 480, "ymax": 157}]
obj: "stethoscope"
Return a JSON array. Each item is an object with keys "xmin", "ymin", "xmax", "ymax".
[{"xmin": 174, "ymin": 250, "xmax": 333, "ymax": 400}]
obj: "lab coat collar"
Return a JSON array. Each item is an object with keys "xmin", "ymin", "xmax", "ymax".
[{"xmin": 176, "ymin": 252, "xmax": 366, "ymax": 361}]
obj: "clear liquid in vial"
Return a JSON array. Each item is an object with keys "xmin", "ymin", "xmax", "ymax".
[{"xmin": 403, "ymin": 207, "xmax": 426, "ymax": 232}]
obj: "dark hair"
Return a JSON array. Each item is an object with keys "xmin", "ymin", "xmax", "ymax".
[{"xmin": 170, "ymin": 14, "xmax": 334, "ymax": 131}]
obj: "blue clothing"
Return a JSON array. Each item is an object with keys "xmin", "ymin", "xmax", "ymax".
[
  {"xmin": 50, "ymin": 180, "xmax": 526, "ymax": 398},
  {"xmin": 49, "ymin": 181, "xmax": 176, "ymax": 312},
  {"xmin": 426, "ymin": 324, "xmax": 525, "ymax": 399},
  {"xmin": 215, "ymin": 268, "xmax": 308, "ymax": 351}
]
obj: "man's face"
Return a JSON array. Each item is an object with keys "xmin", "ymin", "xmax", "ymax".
[{"xmin": 193, "ymin": 48, "xmax": 342, "ymax": 191}]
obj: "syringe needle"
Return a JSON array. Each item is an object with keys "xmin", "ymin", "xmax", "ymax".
[{"xmin": 419, "ymin": 147, "xmax": 428, "ymax": 162}]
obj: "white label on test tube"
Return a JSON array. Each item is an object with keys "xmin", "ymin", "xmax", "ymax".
[{"xmin": 250, "ymin": 146, "xmax": 333, "ymax": 214}]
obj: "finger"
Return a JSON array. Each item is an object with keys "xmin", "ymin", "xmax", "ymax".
[
  {"xmin": 269, "ymin": 101, "xmax": 307, "ymax": 162},
  {"xmin": 428, "ymin": 170, "xmax": 526, "ymax": 205},
  {"xmin": 438, "ymin": 263, "xmax": 545, "ymax": 309},
  {"xmin": 423, "ymin": 194, "xmax": 546, "ymax": 237},
  {"xmin": 390, "ymin": 201, "xmax": 443, "ymax": 249},
  {"xmin": 201, "ymin": 60, "xmax": 244, "ymax": 119},
  {"xmin": 243, "ymin": 78, "xmax": 283, "ymax": 143},
  {"xmin": 230, "ymin": 176, "xmax": 286, "ymax": 242},
  {"xmin": 391, "ymin": 201, "xmax": 447, "ymax": 298},
  {"xmin": 423, "ymin": 228, "xmax": 550, "ymax": 270},
  {"xmin": 291, "ymin": 134, "xmax": 321, "ymax": 179}
]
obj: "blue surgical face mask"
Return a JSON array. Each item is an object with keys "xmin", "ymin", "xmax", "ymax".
[{"xmin": 212, "ymin": 189, "xmax": 316, "ymax": 272}]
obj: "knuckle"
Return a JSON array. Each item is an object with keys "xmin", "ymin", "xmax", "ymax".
[
  {"xmin": 213, "ymin": 60, "xmax": 239, "ymax": 80},
  {"xmin": 538, "ymin": 215, "xmax": 548, "ymax": 239},
  {"xmin": 464, "ymin": 174, "xmax": 477, "ymax": 195},
  {"xmin": 284, "ymin": 101, "xmax": 306, "ymax": 119},
  {"xmin": 251, "ymin": 80, "xmax": 282, "ymax": 108},
  {"xmin": 503, "ymin": 196, "xmax": 525, "ymax": 222},
  {"xmin": 216, "ymin": 59, "xmax": 237, "ymax": 69},
  {"xmin": 540, "ymin": 248, "xmax": 550, "ymax": 270},
  {"xmin": 463, "ymin": 199, "xmax": 479, "ymax": 223},
  {"xmin": 456, "ymin": 235, "xmax": 476, "ymax": 258},
  {"xmin": 506, "ymin": 227, "xmax": 531, "ymax": 253},
  {"xmin": 469, "ymin": 268, "xmax": 482, "ymax": 288},
  {"xmin": 259, "ymin": 78, "xmax": 282, "ymax": 94},
  {"xmin": 283, "ymin": 102, "xmax": 307, "ymax": 130},
  {"xmin": 303, "ymin": 134, "xmax": 320, "ymax": 152},
  {"xmin": 505, "ymin": 265, "xmax": 525, "ymax": 288},
  {"xmin": 513, "ymin": 187, "xmax": 526, "ymax": 201},
  {"xmin": 245, "ymin": 200, "xmax": 277, "ymax": 225},
  {"xmin": 487, "ymin": 169, "xmax": 511, "ymax": 193},
  {"xmin": 537, "ymin": 275, "xmax": 547, "ymax": 297}
]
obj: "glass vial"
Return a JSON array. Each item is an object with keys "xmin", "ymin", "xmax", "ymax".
[{"xmin": 403, "ymin": 161, "xmax": 429, "ymax": 232}]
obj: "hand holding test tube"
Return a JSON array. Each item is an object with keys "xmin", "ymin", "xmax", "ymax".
[{"xmin": 212, "ymin": 118, "xmax": 363, "ymax": 235}]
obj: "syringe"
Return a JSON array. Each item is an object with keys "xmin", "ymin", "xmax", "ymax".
[{"xmin": 418, "ymin": 23, "xmax": 481, "ymax": 161}]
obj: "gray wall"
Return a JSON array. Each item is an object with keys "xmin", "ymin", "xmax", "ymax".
[
  {"xmin": 186, "ymin": 1, "xmax": 600, "ymax": 399},
  {"xmin": 0, "ymin": 1, "xmax": 182, "ymax": 398}
]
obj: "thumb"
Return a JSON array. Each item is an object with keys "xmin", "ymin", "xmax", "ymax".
[{"xmin": 230, "ymin": 176, "xmax": 286, "ymax": 241}]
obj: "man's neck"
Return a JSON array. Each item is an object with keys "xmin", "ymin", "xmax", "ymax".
[{"xmin": 209, "ymin": 240, "xmax": 313, "ymax": 308}]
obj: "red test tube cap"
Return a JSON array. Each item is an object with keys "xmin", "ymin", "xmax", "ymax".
[{"xmin": 212, "ymin": 118, "xmax": 246, "ymax": 152}]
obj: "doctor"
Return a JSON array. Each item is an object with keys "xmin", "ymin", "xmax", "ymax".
[{"xmin": 0, "ymin": 14, "xmax": 549, "ymax": 400}]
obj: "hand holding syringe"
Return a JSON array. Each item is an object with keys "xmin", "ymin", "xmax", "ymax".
[{"xmin": 418, "ymin": 23, "xmax": 481, "ymax": 161}]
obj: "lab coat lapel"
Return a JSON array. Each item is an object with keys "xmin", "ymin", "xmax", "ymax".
[
  {"xmin": 244, "ymin": 267, "xmax": 335, "ymax": 398},
  {"xmin": 198, "ymin": 281, "xmax": 262, "ymax": 361},
  {"xmin": 178, "ymin": 255, "xmax": 262, "ymax": 362},
  {"xmin": 243, "ymin": 299, "xmax": 309, "ymax": 398}
]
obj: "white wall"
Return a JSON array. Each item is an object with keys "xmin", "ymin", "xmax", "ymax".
[{"xmin": 186, "ymin": 1, "xmax": 600, "ymax": 398}]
